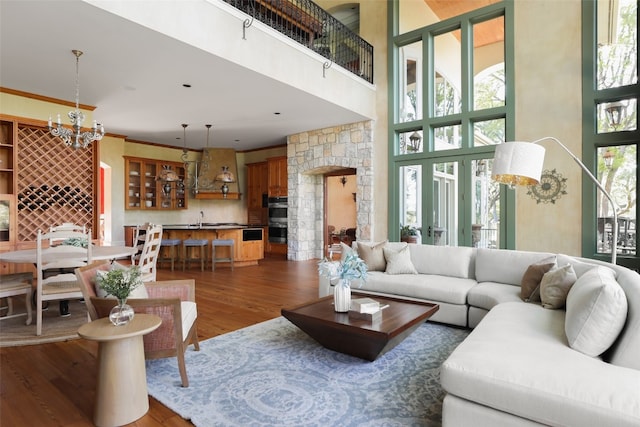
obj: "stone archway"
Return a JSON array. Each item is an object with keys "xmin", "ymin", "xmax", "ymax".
[{"xmin": 287, "ymin": 120, "xmax": 374, "ymax": 261}]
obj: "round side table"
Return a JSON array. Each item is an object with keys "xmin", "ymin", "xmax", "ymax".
[{"xmin": 78, "ymin": 313, "xmax": 161, "ymax": 427}]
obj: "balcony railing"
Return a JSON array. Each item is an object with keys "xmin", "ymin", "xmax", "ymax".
[{"xmin": 223, "ymin": 0, "xmax": 374, "ymax": 84}]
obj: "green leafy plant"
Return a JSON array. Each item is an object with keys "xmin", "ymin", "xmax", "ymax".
[
  {"xmin": 400, "ymin": 224, "xmax": 420, "ymax": 237},
  {"xmin": 318, "ymin": 252, "xmax": 368, "ymax": 284},
  {"xmin": 96, "ymin": 266, "xmax": 143, "ymax": 302}
]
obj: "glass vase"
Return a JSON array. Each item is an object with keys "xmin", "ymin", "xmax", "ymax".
[
  {"xmin": 109, "ymin": 299, "xmax": 135, "ymax": 326},
  {"xmin": 333, "ymin": 279, "xmax": 351, "ymax": 313}
]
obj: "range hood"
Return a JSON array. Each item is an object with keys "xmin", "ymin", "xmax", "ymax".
[{"xmin": 194, "ymin": 148, "xmax": 241, "ymax": 200}]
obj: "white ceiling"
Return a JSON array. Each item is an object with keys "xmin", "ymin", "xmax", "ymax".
[{"xmin": 0, "ymin": 0, "xmax": 368, "ymax": 151}]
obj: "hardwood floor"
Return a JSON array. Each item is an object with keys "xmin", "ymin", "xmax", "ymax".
[{"xmin": 0, "ymin": 255, "xmax": 320, "ymax": 426}]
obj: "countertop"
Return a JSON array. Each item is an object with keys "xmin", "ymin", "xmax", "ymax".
[{"xmin": 131, "ymin": 223, "xmax": 264, "ymax": 230}]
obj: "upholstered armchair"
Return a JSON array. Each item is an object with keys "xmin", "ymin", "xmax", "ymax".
[{"xmin": 75, "ymin": 260, "xmax": 199, "ymax": 387}]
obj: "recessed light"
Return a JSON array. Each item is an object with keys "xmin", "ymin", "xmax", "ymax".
[
  {"xmin": 183, "ymin": 84, "xmax": 191, "ymax": 88},
  {"xmin": 274, "ymin": 112, "xmax": 281, "ymax": 115}
]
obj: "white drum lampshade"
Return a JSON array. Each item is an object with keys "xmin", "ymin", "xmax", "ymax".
[{"xmin": 492, "ymin": 141, "xmax": 546, "ymax": 187}]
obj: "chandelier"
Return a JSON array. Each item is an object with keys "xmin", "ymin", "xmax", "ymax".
[
  {"xmin": 48, "ymin": 50, "xmax": 104, "ymax": 150},
  {"xmin": 180, "ymin": 124, "xmax": 216, "ymax": 194}
]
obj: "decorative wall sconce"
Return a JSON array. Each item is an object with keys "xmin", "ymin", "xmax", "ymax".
[
  {"xmin": 605, "ymin": 101, "xmax": 625, "ymax": 130},
  {"xmin": 340, "ymin": 176, "xmax": 347, "ymax": 187},
  {"xmin": 408, "ymin": 131, "xmax": 422, "ymax": 152}
]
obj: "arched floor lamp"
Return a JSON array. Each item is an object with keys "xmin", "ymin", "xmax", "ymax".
[{"xmin": 492, "ymin": 137, "xmax": 618, "ymax": 265}]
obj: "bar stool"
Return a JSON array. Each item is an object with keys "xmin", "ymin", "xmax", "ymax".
[
  {"xmin": 159, "ymin": 238, "xmax": 182, "ymax": 271},
  {"xmin": 212, "ymin": 239, "xmax": 234, "ymax": 271},
  {"xmin": 182, "ymin": 239, "xmax": 209, "ymax": 271}
]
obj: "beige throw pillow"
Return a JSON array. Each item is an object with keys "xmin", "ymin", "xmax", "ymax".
[
  {"xmin": 383, "ymin": 245, "xmax": 417, "ymax": 275},
  {"xmin": 357, "ymin": 241, "xmax": 388, "ymax": 271},
  {"xmin": 565, "ymin": 267, "xmax": 627, "ymax": 357},
  {"xmin": 339, "ymin": 242, "xmax": 353, "ymax": 262},
  {"xmin": 540, "ymin": 264, "xmax": 577, "ymax": 309},
  {"xmin": 521, "ymin": 255, "xmax": 557, "ymax": 302}
]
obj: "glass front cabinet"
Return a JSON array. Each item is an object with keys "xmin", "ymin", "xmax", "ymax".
[{"xmin": 124, "ymin": 156, "xmax": 187, "ymax": 210}]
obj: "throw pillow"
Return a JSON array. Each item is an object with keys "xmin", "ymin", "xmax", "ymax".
[
  {"xmin": 357, "ymin": 240, "xmax": 388, "ymax": 271},
  {"xmin": 383, "ymin": 245, "xmax": 417, "ymax": 275},
  {"xmin": 95, "ymin": 262, "xmax": 149, "ymax": 299},
  {"xmin": 339, "ymin": 242, "xmax": 354, "ymax": 262},
  {"xmin": 540, "ymin": 264, "xmax": 577, "ymax": 309},
  {"xmin": 521, "ymin": 255, "xmax": 557, "ymax": 302},
  {"xmin": 565, "ymin": 267, "xmax": 628, "ymax": 357}
]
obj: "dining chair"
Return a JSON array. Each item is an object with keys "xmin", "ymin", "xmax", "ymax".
[
  {"xmin": 49, "ymin": 223, "xmax": 86, "ymax": 246},
  {"xmin": 36, "ymin": 228, "xmax": 92, "ymax": 335},
  {"xmin": 136, "ymin": 224, "xmax": 163, "ymax": 282},
  {"xmin": 75, "ymin": 260, "xmax": 200, "ymax": 387},
  {"xmin": 130, "ymin": 223, "xmax": 151, "ymax": 264}
]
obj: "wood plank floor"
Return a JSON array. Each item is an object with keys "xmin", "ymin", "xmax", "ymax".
[{"xmin": 0, "ymin": 255, "xmax": 320, "ymax": 426}]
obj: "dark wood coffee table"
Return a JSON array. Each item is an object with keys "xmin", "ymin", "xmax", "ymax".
[{"xmin": 281, "ymin": 293, "xmax": 439, "ymax": 361}]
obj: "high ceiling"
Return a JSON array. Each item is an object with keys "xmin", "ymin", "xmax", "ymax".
[{"xmin": 0, "ymin": 1, "xmax": 368, "ymax": 151}]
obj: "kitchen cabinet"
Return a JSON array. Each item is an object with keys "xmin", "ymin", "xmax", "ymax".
[
  {"xmin": 124, "ymin": 156, "xmax": 187, "ymax": 210},
  {"xmin": 246, "ymin": 161, "xmax": 268, "ymax": 225},
  {"xmin": 267, "ymin": 156, "xmax": 287, "ymax": 197}
]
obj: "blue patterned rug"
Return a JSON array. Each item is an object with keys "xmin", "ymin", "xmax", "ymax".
[{"xmin": 146, "ymin": 317, "xmax": 469, "ymax": 427}]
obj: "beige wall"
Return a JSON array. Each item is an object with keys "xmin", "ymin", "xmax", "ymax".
[
  {"xmin": 327, "ymin": 175, "xmax": 357, "ymax": 230},
  {"xmin": 514, "ymin": 0, "xmax": 583, "ymax": 255}
]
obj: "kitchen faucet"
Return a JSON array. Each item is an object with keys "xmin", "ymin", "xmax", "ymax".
[{"xmin": 199, "ymin": 211, "xmax": 204, "ymax": 228}]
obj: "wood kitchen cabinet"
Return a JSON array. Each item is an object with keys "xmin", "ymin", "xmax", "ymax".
[
  {"xmin": 124, "ymin": 156, "xmax": 187, "ymax": 210},
  {"xmin": 267, "ymin": 156, "xmax": 287, "ymax": 197},
  {"xmin": 246, "ymin": 161, "xmax": 268, "ymax": 225}
]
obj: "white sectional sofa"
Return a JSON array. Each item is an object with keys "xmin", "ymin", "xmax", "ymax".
[{"xmin": 318, "ymin": 242, "xmax": 640, "ymax": 426}]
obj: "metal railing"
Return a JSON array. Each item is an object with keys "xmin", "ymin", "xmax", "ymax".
[{"xmin": 224, "ymin": 0, "xmax": 374, "ymax": 83}]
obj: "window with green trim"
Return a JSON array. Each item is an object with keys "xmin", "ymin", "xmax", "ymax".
[
  {"xmin": 583, "ymin": 0, "xmax": 638, "ymax": 268},
  {"xmin": 390, "ymin": 1, "xmax": 513, "ymax": 248}
]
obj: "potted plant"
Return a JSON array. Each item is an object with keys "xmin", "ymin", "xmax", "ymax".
[
  {"xmin": 96, "ymin": 265, "xmax": 143, "ymax": 326},
  {"xmin": 400, "ymin": 224, "xmax": 421, "ymax": 244},
  {"xmin": 318, "ymin": 252, "xmax": 368, "ymax": 312}
]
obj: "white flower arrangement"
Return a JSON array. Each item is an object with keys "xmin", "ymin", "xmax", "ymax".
[{"xmin": 318, "ymin": 252, "xmax": 368, "ymax": 286}]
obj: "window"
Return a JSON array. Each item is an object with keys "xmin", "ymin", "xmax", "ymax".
[
  {"xmin": 583, "ymin": 0, "xmax": 638, "ymax": 268},
  {"xmin": 390, "ymin": 1, "xmax": 513, "ymax": 247}
]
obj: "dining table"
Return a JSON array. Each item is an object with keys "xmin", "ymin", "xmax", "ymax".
[{"xmin": 0, "ymin": 245, "xmax": 137, "ymax": 265}]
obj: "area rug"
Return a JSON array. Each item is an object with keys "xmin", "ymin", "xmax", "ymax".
[
  {"xmin": 146, "ymin": 317, "xmax": 470, "ymax": 427},
  {"xmin": 0, "ymin": 300, "xmax": 88, "ymax": 347}
]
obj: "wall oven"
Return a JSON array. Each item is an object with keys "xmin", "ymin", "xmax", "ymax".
[{"xmin": 268, "ymin": 197, "xmax": 287, "ymax": 243}]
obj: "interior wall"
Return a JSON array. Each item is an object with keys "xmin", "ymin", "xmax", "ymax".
[
  {"xmin": 327, "ymin": 175, "xmax": 357, "ymax": 231},
  {"xmin": 288, "ymin": 121, "xmax": 373, "ymax": 261},
  {"xmin": 514, "ymin": 0, "xmax": 583, "ymax": 255}
]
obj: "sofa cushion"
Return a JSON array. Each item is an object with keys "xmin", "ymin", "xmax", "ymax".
[
  {"xmin": 441, "ymin": 302, "xmax": 640, "ymax": 427},
  {"xmin": 565, "ymin": 266, "xmax": 628, "ymax": 357},
  {"xmin": 521, "ymin": 255, "xmax": 557, "ymax": 301},
  {"xmin": 467, "ymin": 282, "xmax": 521, "ymax": 311},
  {"xmin": 358, "ymin": 271, "xmax": 475, "ymax": 305},
  {"xmin": 540, "ymin": 264, "xmax": 577, "ymax": 309},
  {"xmin": 476, "ymin": 248, "xmax": 554, "ymax": 286},
  {"xmin": 409, "ymin": 244, "xmax": 475, "ymax": 278},
  {"xmin": 357, "ymin": 240, "xmax": 389, "ymax": 271},
  {"xmin": 556, "ymin": 254, "xmax": 601, "ymax": 278},
  {"xmin": 383, "ymin": 245, "xmax": 417, "ymax": 275}
]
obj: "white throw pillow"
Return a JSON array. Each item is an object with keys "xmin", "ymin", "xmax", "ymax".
[
  {"xmin": 383, "ymin": 245, "xmax": 417, "ymax": 275},
  {"xmin": 540, "ymin": 264, "xmax": 577, "ymax": 309},
  {"xmin": 565, "ymin": 266, "xmax": 628, "ymax": 357}
]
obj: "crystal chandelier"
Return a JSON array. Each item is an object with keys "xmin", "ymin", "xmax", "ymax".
[{"xmin": 48, "ymin": 50, "xmax": 104, "ymax": 150}]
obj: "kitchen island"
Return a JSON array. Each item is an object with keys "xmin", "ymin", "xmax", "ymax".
[{"xmin": 124, "ymin": 223, "xmax": 264, "ymax": 268}]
